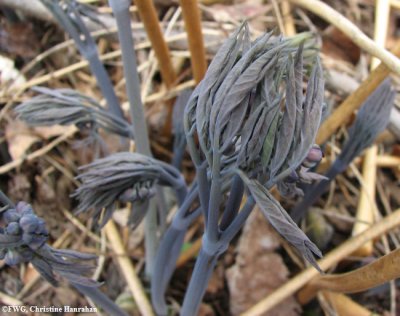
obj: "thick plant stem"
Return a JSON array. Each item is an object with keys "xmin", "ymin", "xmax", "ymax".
[
  {"xmin": 85, "ymin": 52, "xmax": 124, "ymax": 121},
  {"xmin": 108, "ymin": 0, "xmax": 161, "ymax": 277},
  {"xmin": 109, "ymin": 0, "xmax": 151, "ymax": 155},
  {"xmin": 151, "ymin": 189, "xmax": 200, "ymax": 315},
  {"xmin": 181, "ymin": 248, "xmax": 219, "ymax": 315},
  {"xmin": 73, "ymin": 284, "xmax": 128, "ymax": 316},
  {"xmin": 151, "ymin": 227, "xmax": 187, "ymax": 315},
  {"xmin": 220, "ymin": 175, "xmax": 245, "ymax": 230},
  {"xmin": 179, "ymin": 0, "xmax": 207, "ymax": 83}
]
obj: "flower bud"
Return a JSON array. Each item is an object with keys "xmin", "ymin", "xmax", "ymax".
[
  {"xmin": 15, "ymin": 201, "xmax": 33, "ymax": 216},
  {"xmin": 19, "ymin": 214, "xmax": 39, "ymax": 233},
  {"xmin": 302, "ymin": 145, "xmax": 323, "ymax": 168},
  {"xmin": 6, "ymin": 222, "xmax": 21, "ymax": 235},
  {"xmin": 22, "ymin": 232, "xmax": 33, "ymax": 245},
  {"xmin": 2, "ymin": 209, "xmax": 20, "ymax": 224}
]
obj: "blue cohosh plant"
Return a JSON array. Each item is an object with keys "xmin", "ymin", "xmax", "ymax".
[
  {"xmin": 0, "ymin": 192, "xmax": 128, "ymax": 316},
  {"xmin": 291, "ymin": 78, "xmax": 395, "ymax": 223},
  {"xmin": 10, "ymin": 1, "xmax": 336, "ymax": 315},
  {"xmin": 151, "ymin": 24, "xmax": 326, "ymax": 315},
  {"xmin": 40, "ymin": 0, "xmax": 124, "ymax": 120},
  {"xmin": 15, "ymin": 87, "xmax": 133, "ymax": 139}
]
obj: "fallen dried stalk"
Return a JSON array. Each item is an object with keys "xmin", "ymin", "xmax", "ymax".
[
  {"xmin": 316, "ymin": 42, "xmax": 400, "ymax": 144},
  {"xmin": 241, "ymin": 208, "xmax": 400, "ymax": 316},
  {"xmin": 135, "ymin": 0, "xmax": 177, "ymax": 88},
  {"xmin": 298, "ymin": 248, "xmax": 400, "ymax": 304},
  {"xmin": 371, "ymin": 0, "xmax": 391, "ymax": 69},
  {"xmin": 352, "ymin": 145, "xmax": 378, "ymax": 256},
  {"xmin": 376, "ymin": 155, "xmax": 400, "ymax": 166},
  {"xmin": 353, "ymin": 0, "xmax": 391, "ymax": 258},
  {"xmin": 0, "ymin": 291, "xmax": 23, "ymax": 306},
  {"xmin": 322, "ymin": 292, "xmax": 375, "ymax": 316},
  {"xmin": 104, "ymin": 220, "xmax": 155, "ymax": 316},
  {"xmin": 281, "ymin": 0, "xmax": 296, "ymax": 36},
  {"xmin": 289, "ymin": 0, "xmax": 400, "ymax": 75},
  {"xmin": 179, "ymin": 0, "xmax": 207, "ymax": 83}
]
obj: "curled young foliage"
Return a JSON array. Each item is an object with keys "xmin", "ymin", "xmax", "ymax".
[
  {"xmin": 73, "ymin": 152, "xmax": 187, "ymax": 227},
  {"xmin": 0, "ymin": 202, "xmax": 97, "ymax": 287},
  {"xmin": 16, "ymin": 87, "xmax": 132, "ymax": 138},
  {"xmin": 339, "ymin": 78, "xmax": 395, "ymax": 165},
  {"xmin": 184, "ymin": 23, "xmax": 317, "ymax": 168},
  {"xmin": 291, "ymin": 79, "xmax": 395, "ymax": 223},
  {"xmin": 40, "ymin": 0, "xmax": 123, "ymax": 119},
  {"xmin": 239, "ymin": 172, "xmax": 322, "ymax": 270}
]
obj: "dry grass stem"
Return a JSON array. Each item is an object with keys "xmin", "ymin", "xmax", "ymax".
[
  {"xmin": 0, "ymin": 291, "xmax": 23, "ymax": 306},
  {"xmin": 289, "ymin": 0, "xmax": 400, "ymax": 74},
  {"xmin": 316, "ymin": 42, "xmax": 400, "ymax": 144},
  {"xmin": 352, "ymin": 0, "xmax": 391, "ymax": 257},
  {"xmin": 241, "ymin": 208, "xmax": 400, "ymax": 316},
  {"xmin": 297, "ymin": 248, "xmax": 400, "ymax": 304},
  {"xmin": 134, "ymin": 0, "xmax": 177, "ymax": 88},
  {"xmin": 104, "ymin": 220, "xmax": 155, "ymax": 316},
  {"xmin": 322, "ymin": 292, "xmax": 375, "ymax": 316},
  {"xmin": 371, "ymin": 0, "xmax": 390, "ymax": 68},
  {"xmin": 376, "ymin": 155, "xmax": 400, "ymax": 167},
  {"xmin": 179, "ymin": 0, "xmax": 207, "ymax": 83},
  {"xmin": 281, "ymin": 0, "xmax": 296, "ymax": 36},
  {"xmin": 352, "ymin": 145, "xmax": 378, "ymax": 256}
]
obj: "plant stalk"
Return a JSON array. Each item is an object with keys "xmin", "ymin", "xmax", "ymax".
[
  {"xmin": 181, "ymin": 248, "xmax": 219, "ymax": 315},
  {"xmin": 108, "ymin": 0, "xmax": 163, "ymax": 277}
]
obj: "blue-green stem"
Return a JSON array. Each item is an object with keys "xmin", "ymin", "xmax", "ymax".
[
  {"xmin": 220, "ymin": 174, "xmax": 244, "ymax": 230},
  {"xmin": 181, "ymin": 193, "xmax": 255, "ymax": 315},
  {"xmin": 151, "ymin": 188, "xmax": 200, "ymax": 315},
  {"xmin": 0, "ymin": 190, "xmax": 14, "ymax": 208},
  {"xmin": 108, "ymin": 0, "xmax": 167, "ymax": 277},
  {"xmin": 41, "ymin": 1, "xmax": 123, "ymax": 120},
  {"xmin": 180, "ymin": 248, "xmax": 219, "ymax": 316},
  {"xmin": 206, "ymin": 150, "xmax": 222, "ymax": 242},
  {"xmin": 196, "ymin": 163, "xmax": 211, "ymax": 222}
]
